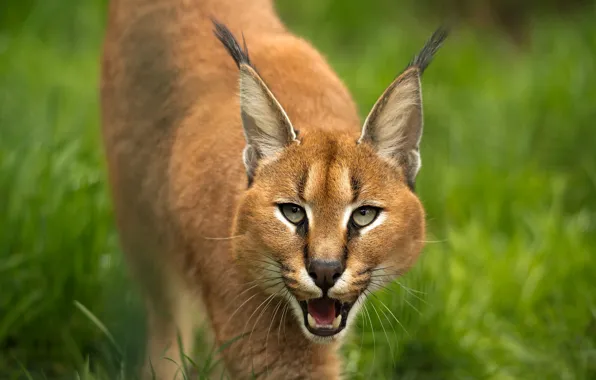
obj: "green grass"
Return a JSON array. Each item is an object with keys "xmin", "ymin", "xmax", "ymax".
[{"xmin": 1, "ymin": 0, "xmax": 595, "ymax": 379}]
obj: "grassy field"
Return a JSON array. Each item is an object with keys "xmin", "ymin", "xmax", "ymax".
[{"xmin": 1, "ymin": 0, "xmax": 595, "ymax": 379}]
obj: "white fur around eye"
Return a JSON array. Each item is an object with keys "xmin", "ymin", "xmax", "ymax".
[
  {"xmin": 304, "ymin": 204, "xmax": 314, "ymax": 229},
  {"xmin": 358, "ymin": 212, "xmax": 386, "ymax": 235},
  {"xmin": 342, "ymin": 204, "xmax": 385, "ymax": 232},
  {"xmin": 342, "ymin": 206, "xmax": 354, "ymax": 230}
]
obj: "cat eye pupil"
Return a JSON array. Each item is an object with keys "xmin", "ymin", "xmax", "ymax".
[
  {"xmin": 351, "ymin": 206, "xmax": 379, "ymax": 228},
  {"xmin": 279, "ymin": 203, "xmax": 306, "ymax": 225}
]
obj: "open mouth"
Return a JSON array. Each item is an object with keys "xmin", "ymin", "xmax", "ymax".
[{"xmin": 299, "ymin": 296, "xmax": 353, "ymax": 337}]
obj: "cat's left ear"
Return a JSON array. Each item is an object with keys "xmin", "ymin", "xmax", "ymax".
[
  {"xmin": 213, "ymin": 20, "xmax": 298, "ymax": 184},
  {"xmin": 358, "ymin": 27, "xmax": 448, "ymax": 190}
]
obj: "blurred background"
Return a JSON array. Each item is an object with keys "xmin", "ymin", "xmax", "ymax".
[{"xmin": 1, "ymin": 0, "xmax": 595, "ymax": 379}]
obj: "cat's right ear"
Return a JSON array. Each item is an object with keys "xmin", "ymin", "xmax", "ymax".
[
  {"xmin": 358, "ymin": 26, "xmax": 448, "ymax": 191},
  {"xmin": 213, "ymin": 20, "xmax": 297, "ymax": 184}
]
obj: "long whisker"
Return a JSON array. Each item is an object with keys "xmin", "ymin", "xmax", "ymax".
[
  {"xmin": 369, "ymin": 265, "xmax": 397, "ymax": 273},
  {"xmin": 244, "ymin": 293, "xmax": 278, "ymax": 372},
  {"xmin": 367, "ymin": 296, "xmax": 396, "ymax": 369},
  {"xmin": 237, "ymin": 256, "xmax": 281, "ymax": 269},
  {"xmin": 373, "ymin": 297, "xmax": 400, "ymax": 347},
  {"xmin": 277, "ymin": 302, "xmax": 289, "ymax": 345},
  {"xmin": 355, "ymin": 296, "xmax": 366, "ymax": 375},
  {"xmin": 267, "ymin": 292, "xmax": 287, "ymax": 344},
  {"xmin": 265, "ymin": 289, "xmax": 288, "ymax": 377},
  {"xmin": 362, "ymin": 302, "xmax": 376, "ymax": 379},
  {"xmin": 395, "ymin": 281, "xmax": 429, "ymax": 307},
  {"xmin": 369, "ymin": 279, "xmax": 428, "ymax": 308},
  {"xmin": 246, "ymin": 288, "xmax": 286, "ymax": 373},
  {"xmin": 371, "ymin": 281, "xmax": 424, "ymax": 316},
  {"xmin": 365, "ymin": 289, "xmax": 410, "ymax": 337},
  {"xmin": 281, "ymin": 300, "xmax": 292, "ymax": 340},
  {"xmin": 248, "ymin": 290, "xmax": 280, "ymax": 344},
  {"xmin": 236, "ymin": 264, "xmax": 283, "ymax": 276},
  {"xmin": 395, "ymin": 280, "xmax": 427, "ymax": 295},
  {"xmin": 402, "ymin": 296, "xmax": 422, "ymax": 316},
  {"xmin": 243, "ymin": 291, "xmax": 277, "ymax": 335},
  {"xmin": 368, "ymin": 272, "xmax": 427, "ymax": 296},
  {"xmin": 369, "ymin": 271, "xmax": 401, "ymax": 279},
  {"xmin": 202, "ymin": 234, "xmax": 244, "ymax": 241},
  {"xmin": 224, "ymin": 281, "xmax": 283, "ymax": 330},
  {"xmin": 224, "ymin": 277, "xmax": 283, "ymax": 310},
  {"xmin": 252, "ymin": 251, "xmax": 284, "ymax": 266},
  {"xmin": 416, "ymin": 239, "xmax": 447, "ymax": 244}
]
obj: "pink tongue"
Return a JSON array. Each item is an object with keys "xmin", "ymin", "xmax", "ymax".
[{"xmin": 307, "ymin": 298, "xmax": 336, "ymax": 325}]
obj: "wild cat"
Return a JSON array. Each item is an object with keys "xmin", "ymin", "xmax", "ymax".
[{"xmin": 100, "ymin": 0, "xmax": 447, "ymax": 378}]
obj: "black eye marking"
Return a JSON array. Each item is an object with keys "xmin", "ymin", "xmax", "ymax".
[
  {"xmin": 347, "ymin": 221, "xmax": 359, "ymax": 240},
  {"xmin": 296, "ymin": 216, "xmax": 308, "ymax": 238},
  {"xmin": 303, "ymin": 243, "xmax": 309, "ymax": 266}
]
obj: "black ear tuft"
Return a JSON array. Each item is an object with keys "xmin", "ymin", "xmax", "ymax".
[
  {"xmin": 212, "ymin": 19, "xmax": 251, "ymax": 68},
  {"xmin": 408, "ymin": 26, "xmax": 449, "ymax": 74}
]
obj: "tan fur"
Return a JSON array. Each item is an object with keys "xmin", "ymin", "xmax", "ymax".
[{"xmin": 100, "ymin": 1, "xmax": 431, "ymax": 378}]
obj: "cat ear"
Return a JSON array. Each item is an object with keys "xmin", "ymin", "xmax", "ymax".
[
  {"xmin": 358, "ymin": 68, "xmax": 423, "ymax": 189},
  {"xmin": 239, "ymin": 65, "xmax": 297, "ymax": 176},
  {"xmin": 358, "ymin": 27, "xmax": 448, "ymax": 190},
  {"xmin": 213, "ymin": 20, "xmax": 297, "ymax": 184}
]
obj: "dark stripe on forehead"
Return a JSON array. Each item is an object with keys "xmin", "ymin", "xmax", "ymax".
[
  {"xmin": 297, "ymin": 167, "xmax": 308, "ymax": 201},
  {"xmin": 323, "ymin": 139, "xmax": 338, "ymax": 197},
  {"xmin": 350, "ymin": 174, "xmax": 361, "ymax": 203}
]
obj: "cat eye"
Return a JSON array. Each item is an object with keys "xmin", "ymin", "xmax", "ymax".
[
  {"xmin": 280, "ymin": 203, "xmax": 306, "ymax": 225},
  {"xmin": 351, "ymin": 206, "xmax": 380, "ymax": 228}
]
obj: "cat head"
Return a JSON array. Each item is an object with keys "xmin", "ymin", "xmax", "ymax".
[{"xmin": 214, "ymin": 21, "xmax": 447, "ymax": 341}]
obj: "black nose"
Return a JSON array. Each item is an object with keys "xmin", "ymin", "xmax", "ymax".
[{"xmin": 308, "ymin": 260, "xmax": 344, "ymax": 293}]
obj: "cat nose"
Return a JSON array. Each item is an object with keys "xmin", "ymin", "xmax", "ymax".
[{"xmin": 308, "ymin": 260, "xmax": 344, "ymax": 293}]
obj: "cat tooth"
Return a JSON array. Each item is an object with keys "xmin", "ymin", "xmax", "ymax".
[
  {"xmin": 332, "ymin": 314, "xmax": 342, "ymax": 329},
  {"xmin": 307, "ymin": 313, "xmax": 316, "ymax": 328}
]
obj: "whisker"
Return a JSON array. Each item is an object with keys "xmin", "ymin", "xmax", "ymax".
[
  {"xmin": 370, "ymin": 279, "xmax": 427, "ymax": 313},
  {"xmin": 402, "ymin": 296, "xmax": 422, "ymax": 316},
  {"xmin": 374, "ymin": 298, "xmax": 399, "ymax": 345},
  {"xmin": 249, "ymin": 289, "xmax": 287, "ymax": 374},
  {"xmin": 281, "ymin": 300, "xmax": 292, "ymax": 340},
  {"xmin": 237, "ymin": 256, "xmax": 281, "ymax": 269},
  {"xmin": 355, "ymin": 297, "xmax": 366, "ymax": 373},
  {"xmin": 278, "ymin": 301, "xmax": 290, "ymax": 345},
  {"xmin": 256, "ymin": 251, "xmax": 285, "ymax": 266},
  {"xmin": 244, "ymin": 287, "xmax": 282, "ymax": 338},
  {"xmin": 367, "ymin": 298, "xmax": 395, "ymax": 369},
  {"xmin": 243, "ymin": 292, "xmax": 279, "ymax": 371},
  {"xmin": 417, "ymin": 239, "xmax": 447, "ymax": 244},
  {"xmin": 224, "ymin": 277, "xmax": 283, "ymax": 310},
  {"xmin": 362, "ymin": 302, "xmax": 376, "ymax": 379},
  {"xmin": 265, "ymin": 290, "xmax": 288, "ymax": 377},
  {"xmin": 369, "ymin": 271, "xmax": 402, "ymax": 279},
  {"xmin": 236, "ymin": 263, "xmax": 283, "ymax": 275},
  {"xmin": 369, "ymin": 265, "xmax": 397, "ymax": 273},
  {"xmin": 247, "ymin": 289, "xmax": 280, "ymax": 352},
  {"xmin": 224, "ymin": 281, "xmax": 283, "ymax": 330},
  {"xmin": 365, "ymin": 289, "xmax": 410, "ymax": 338},
  {"xmin": 395, "ymin": 280, "xmax": 428, "ymax": 295},
  {"xmin": 202, "ymin": 234, "xmax": 244, "ymax": 241}
]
